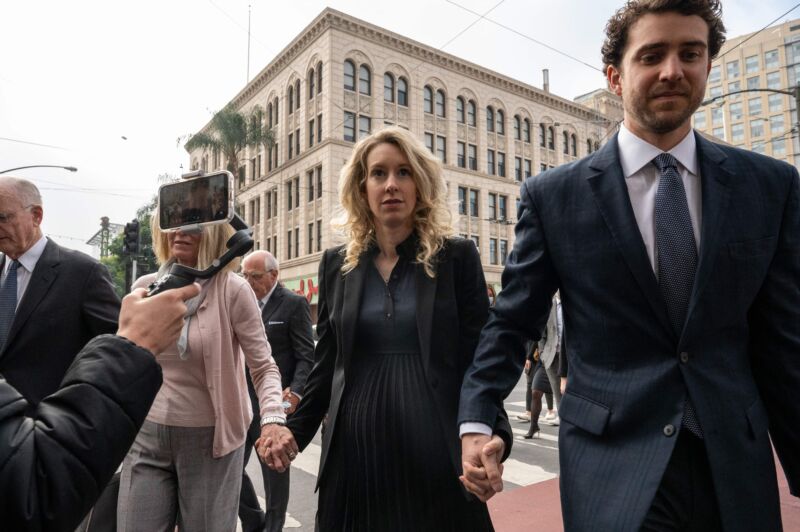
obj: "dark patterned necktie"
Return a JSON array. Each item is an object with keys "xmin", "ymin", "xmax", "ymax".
[
  {"xmin": 0, "ymin": 260, "xmax": 20, "ymax": 350},
  {"xmin": 653, "ymin": 153, "xmax": 703, "ymax": 438}
]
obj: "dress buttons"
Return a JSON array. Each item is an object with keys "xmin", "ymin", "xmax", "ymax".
[
  {"xmin": 663, "ymin": 424, "xmax": 675, "ymax": 437},
  {"xmin": 680, "ymin": 351, "xmax": 689, "ymax": 363}
]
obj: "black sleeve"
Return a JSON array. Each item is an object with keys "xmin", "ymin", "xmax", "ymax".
[
  {"xmin": 0, "ymin": 335, "xmax": 162, "ymax": 532},
  {"xmin": 287, "ymin": 295, "xmax": 315, "ymax": 396},
  {"xmin": 81, "ymin": 261, "xmax": 122, "ymax": 336}
]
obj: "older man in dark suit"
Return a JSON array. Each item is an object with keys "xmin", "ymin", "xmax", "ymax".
[
  {"xmin": 0, "ymin": 177, "xmax": 119, "ymax": 406},
  {"xmin": 238, "ymin": 250, "xmax": 314, "ymax": 532},
  {"xmin": 459, "ymin": 1, "xmax": 799, "ymax": 530}
]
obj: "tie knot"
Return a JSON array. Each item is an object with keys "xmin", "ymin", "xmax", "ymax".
[
  {"xmin": 7, "ymin": 260, "xmax": 19, "ymax": 272},
  {"xmin": 653, "ymin": 153, "xmax": 678, "ymax": 173}
]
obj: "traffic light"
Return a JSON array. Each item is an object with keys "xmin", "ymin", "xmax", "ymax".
[{"xmin": 123, "ymin": 219, "xmax": 140, "ymax": 255}]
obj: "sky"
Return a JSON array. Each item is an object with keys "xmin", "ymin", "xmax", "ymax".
[{"xmin": 0, "ymin": 0, "xmax": 794, "ymax": 254}]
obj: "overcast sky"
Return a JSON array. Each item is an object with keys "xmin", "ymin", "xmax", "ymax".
[{"xmin": 0, "ymin": 0, "xmax": 795, "ymax": 254}]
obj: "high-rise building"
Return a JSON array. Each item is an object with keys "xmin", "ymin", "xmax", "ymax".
[
  {"xmin": 693, "ymin": 18, "xmax": 800, "ymax": 168},
  {"xmin": 186, "ymin": 8, "xmax": 614, "ymax": 318}
]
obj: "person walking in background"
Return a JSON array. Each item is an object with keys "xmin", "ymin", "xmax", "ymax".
[
  {"xmin": 459, "ymin": 1, "xmax": 799, "ymax": 529},
  {"xmin": 117, "ymin": 214, "xmax": 292, "ymax": 532},
  {"xmin": 538, "ymin": 294, "xmax": 563, "ymax": 426},
  {"xmin": 524, "ymin": 348, "xmax": 553, "ymax": 440},
  {"xmin": 265, "ymin": 127, "xmax": 512, "ymax": 531},
  {"xmin": 239, "ymin": 250, "xmax": 314, "ymax": 532}
]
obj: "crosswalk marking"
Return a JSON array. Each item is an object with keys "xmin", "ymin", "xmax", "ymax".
[{"xmin": 500, "ymin": 458, "xmax": 558, "ymax": 486}]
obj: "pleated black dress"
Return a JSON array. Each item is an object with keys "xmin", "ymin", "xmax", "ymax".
[{"xmin": 316, "ymin": 255, "xmax": 494, "ymax": 532}]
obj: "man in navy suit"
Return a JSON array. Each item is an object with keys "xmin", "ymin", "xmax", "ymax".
[{"xmin": 458, "ymin": 1, "xmax": 799, "ymax": 530}]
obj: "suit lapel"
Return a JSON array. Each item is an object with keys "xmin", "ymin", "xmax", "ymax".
[
  {"xmin": 262, "ymin": 284, "xmax": 285, "ymax": 322},
  {"xmin": 3, "ymin": 240, "xmax": 60, "ymax": 356},
  {"xmin": 415, "ymin": 261, "xmax": 437, "ymax": 375},
  {"xmin": 586, "ymin": 135, "xmax": 676, "ymax": 340},
  {"xmin": 340, "ymin": 258, "xmax": 367, "ymax": 369}
]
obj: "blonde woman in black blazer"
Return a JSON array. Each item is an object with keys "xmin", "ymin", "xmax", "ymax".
[{"xmin": 270, "ymin": 127, "xmax": 512, "ymax": 531}]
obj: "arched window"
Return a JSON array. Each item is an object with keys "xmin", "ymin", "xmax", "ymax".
[
  {"xmin": 358, "ymin": 65, "xmax": 371, "ymax": 95},
  {"xmin": 308, "ymin": 68, "xmax": 315, "ymax": 99},
  {"xmin": 273, "ymin": 97, "xmax": 279, "ymax": 123},
  {"xmin": 397, "ymin": 77, "xmax": 408, "ymax": 106},
  {"xmin": 295, "ymin": 80, "xmax": 300, "ymax": 109},
  {"xmin": 496, "ymin": 109, "xmax": 505, "ymax": 135},
  {"xmin": 539, "ymin": 124, "xmax": 546, "ymax": 147},
  {"xmin": 435, "ymin": 89, "xmax": 446, "ymax": 117},
  {"xmin": 267, "ymin": 102, "xmax": 273, "ymax": 127},
  {"xmin": 563, "ymin": 131, "xmax": 569, "ymax": 154},
  {"xmin": 523, "ymin": 119, "xmax": 531, "ymax": 142},
  {"xmin": 547, "ymin": 126, "xmax": 555, "ymax": 150},
  {"xmin": 467, "ymin": 100, "xmax": 476, "ymax": 126},
  {"xmin": 486, "ymin": 106, "xmax": 495, "ymax": 132},
  {"xmin": 571, "ymin": 134, "xmax": 577, "ymax": 156},
  {"xmin": 384, "ymin": 73, "xmax": 395, "ymax": 103},
  {"xmin": 456, "ymin": 97, "xmax": 465, "ymax": 123},
  {"xmin": 343, "ymin": 60, "xmax": 355, "ymax": 90},
  {"xmin": 424, "ymin": 86, "xmax": 433, "ymax": 114},
  {"xmin": 316, "ymin": 62, "xmax": 323, "ymax": 94},
  {"xmin": 287, "ymin": 85, "xmax": 294, "ymax": 114},
  {"xmin": 514, "ymin": 115, "xmax": 521, "ymax": 140}
]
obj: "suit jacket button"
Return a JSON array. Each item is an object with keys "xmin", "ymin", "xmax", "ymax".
[
  {"xmin": 663, "ymin": 424, "xmax": 675, "ymax": 437},
  {"xmin": 680, "ymin": 351, "xmax": 689, "ymax": 363}
]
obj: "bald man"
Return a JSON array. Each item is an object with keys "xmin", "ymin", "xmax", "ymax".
[{"xmin": 238, "ymin": 250, "xmax": 314, "ymax": 532}]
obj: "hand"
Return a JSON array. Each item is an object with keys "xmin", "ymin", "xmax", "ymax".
[
  {"xmin": 117, "ymin": 283, "xmax": 200, "ymax": 354},
  {"xmin": 524, "ymin": 359, "xmax": 531, "ymax": 373},
  {"xmin": 459, "ymin": 433, "xmax": 505, "ymax": 502},
  {"xmin": 560, "ymin": 377, "xmax": 567, "ymax": 396},
  {"xmin": 282, "ymin": 387, "xmax": 299, "ymax": 414},
  {"xmin": 256, "ymin": 425, "xmax": 298, "ymax": 473}
]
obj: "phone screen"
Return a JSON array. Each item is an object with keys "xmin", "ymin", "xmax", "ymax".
[{"xmin": 158, "ymin": 171, "xmax": 233, "ymax": 231}]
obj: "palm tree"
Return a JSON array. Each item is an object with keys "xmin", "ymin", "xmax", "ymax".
[{"xmin": 184, "ymin": 104, "xmax": 273, "ymax": 176}]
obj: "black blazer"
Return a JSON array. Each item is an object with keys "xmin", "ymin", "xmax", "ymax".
[
  {"xmin": 261, "ymin": 283, "xmax": 314, "ymax": 394},
  {"xmin": 288, "ymin": 236, "xmax": 512, "ymax": 487},
  {"xmin": 0, "ymin": 239, "xmax": 120, "ymax": 405},
  {"xmin": 459, "ymin": 133, "xmax": 800, "ymax": 531}
]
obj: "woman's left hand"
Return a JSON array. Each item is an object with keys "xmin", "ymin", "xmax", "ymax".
[{"xmin": 256, "ymin": 425, "xmax": 298, "ymax": 473}]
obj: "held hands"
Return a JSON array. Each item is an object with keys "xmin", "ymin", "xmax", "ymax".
[
  {"xmin": 256, "ymin": 425, "xmax": 299, "ymax": 473},
  {"xmin": 282, "ymin": 387, "xmax": 299, "ymax": 414},
  {"xmin": 117, "ymin": 283, "xmax": 200, "ymax": 354},
  {"xmin": 460, "ymin": 433, "xmax": 506, "ymax": 502}
]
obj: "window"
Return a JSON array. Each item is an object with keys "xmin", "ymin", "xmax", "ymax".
[
  {"xmin": 765, "ymin": 49, "xmax": 779, "ymax": 69},
  {"xmin": 712, "ymin": 127, "xmax": 725, "ymax": 140},
  {"xmin": 457, "ymin": 97, "xmax": 465, "ymax": 123},
  {"xmin": 358, "ymin": 116, "xmax": 371, "ymax": 140},
  {"xmin": 307, "ymin": 169, "xmax": 315, "ymax": 202},
  {"xmin": 711, "ymin": 107, "xmax": 723, "ymax": 126},
  {"xmin": 497, "ymin": 152, "xmax": 506, "ymax": 177},
  {"xmin": 500, "ymin": 239, "xmax": 508, "ymax": 266},
  {"xmin": 727, "ymin": 81, "xmax": 740, "ymax": 100},
  {"xmin": 571, "ymin": 134, "xmax": 577, "ymax": 156},
  {"xmin": 288, "ymin": 132, "xmax": 293, "ymax": 159},
  {"xmin": 435, "ymin": 90, "xmax": 446, "ymax": 117},
  {"xmin": 458, "ymin": 186, "xmax": 467, "ymax": 214},
  {"xmin": 523, "ymin": 119, "xmax": 531, "ymax": 142},
  {"xmin": 752, "ymin": 142, "xmax": 765, "ymax": 155},
  {"xmin": 750, "ymin": 119, "xmax": 764, "ymax": 137},
  {"xmin": 294, "ymin": 176, "xmax": 299, "ymax": 208},
  {"xmin": 496, "ymin": 110, "xmax": 505, "ymax": 135},
  {"xmin": 709, "ymin": 85, "xmax": 722, "ymax": 99},
  {"xmin": 316, "ymin": 165, "xmax": 322, "ymax": 199},
  {"xmin": 747, "ymin": 76, "xmax": 759, "ymax": 90},
  {"xmin": 424, "ymin": 86, "xmax": 433, "ymax": 114},
  {"xmin": 295, "ymin": 128, "xmax": 300, "ymax": 157},
  {"xmin": 770, "ymin": 114, "xmax": 785, "ymax": 134},
  {"xmin": 489, "ymin": 238, "xmax": 498, "ymax": 265},
  {"xmin": 768, "ymin": 94, "xmax": 783, "ymax": 112},
  {"xmin": 358, "ymin": 65, "xmax": 371, "ymax": 95},
  {"xmin": 316, "ymin": 219, "xmax": 322, "ymax": 251},
  {"xmin": 731, "ymin": 123, "xmax": 744, "ymax": 142},
  {"xmin": 587, "ymin": 139, "xmax": 594, "ymax": 153},
  {"xmin": 317, "ymin": 62, "xmax": 323, "ymax": 94},
  {"xmin": 397, "ymin": 78, "xmax": 408, "ymax": 106},
  {"xmin": 295, "ymin": 80, "xmax": 300, "ymax": 109},
  {"xmin": 274, "ymin": 97, "xmax": 279, "ymax": 123},
  {"xmin": 468, "ymin": 144, "xmax": 477, "ymax": 170},
  {"xmin": 436, "ymin": 135, "xmax": 446, "ymax": 163},
  {"xmin": 767, "ymin": 71, "xmax": 781, "ymax": 90},
  {"xmin": 547, "ymin": 126, "xmax": 555, "ymax": 150},
  {"xmin": 308, "ymin": 68, "xmax": 315, "ymax": 98},
  {"xmin": 487, "ymin": 149, "xmax": 495, "ymax": 175},
  {"xmin": 514, "ymin": 115, "xmax": 521, "ymax": 139},
  {"xmin": 467, "ymin": 100, "xmax": 476, "ymax": 126},
  {"xmin": 457, "ymin": 141, "xmax": 466, "ymax": 168},
  {"xmin": 266, "ymin": 190, "xmax": 272, "ymax": 219},
  {"xmin": 486, "ymin": 106, "xmax": 495, "ymax": 132},
  {"xmin": 344, "ymin": 111, "xmax": 355, "ymax": 142},
  {"xmin": 287, "ymin": 230, "xmax": 292, "ymax": 259},
  {"xmin": 524, "ymin": 159, "xmax": 531, "ymax": 178},
  {"xmin": 308, "ymin": 222, "xmax": 314, "ymax": 254},
  {"xmin": 487, "ymin": 193, "xmax": 497, "ymax": 220},
  {"xmin": 267, "ymin": 102, "xmax": 273, "ymax": 128},
  {"xmin": 749, "ymin": 97, "xmax": 762, "ymax": 116},
  {"xmin": 515, "ymin": 157, "xmax": 522, "ymax": 181},
  {"xmin": 709, "ymin": 65, "xmax": 721, "ymax": 83},
  {"xmin": 286, "ymin": 180, "xmax": 293, "ymax": 211},
  {"xmin": 540, "ymin": 163, "xmax": 548, "ymax": 173},
  {"xmin": 308, "ymin": 119, "xmax": 315, "ymax": 147},
  {"xmin": 344, "ymin": 60, "xmax": 355, "ymax": 90},
  {"xmin": 499, "ymin": 195, "xmax": 507, "ymax": 220},
  {"xmin": 470, "ymin": 235, "xmax": 480, "ymax": 252},
  {"xmin": 539, "ymin": 124, "xmax": 546, "ymax": 147},
  {"xmin": 317, "ymin": 113, "xmax": 323, "ymax": 143},
  {"xmin": 773, "ymin": 137, "xmax": 786, "ymax": 155},
  {"xmin": 288, "ymin": 85, "xmax": 294, "ymax": 114},
  {"xmin": 424, "ymin": 132, "xmax": 434, "ymax": 154},
  {"xmin": 726, "ymin": 60, "xmax": 739, "ymax": 79},
  {"xmin": 745, "ymin": 55, "xmax": 759, "ymax": 73},
  {"xmin": 730, "ymin": 102, "xmax": 743, "ymax": 121},
  {"xmin": 384, "ymin": 73, "xmax": 394, "ymax": 102},
  {"xmin": 563, "ymin": 131, "xmax": 569, "ymax": 154},
  {"xmin": 469, "ymin": 189, "xmax": 479, "ymax": 217}
]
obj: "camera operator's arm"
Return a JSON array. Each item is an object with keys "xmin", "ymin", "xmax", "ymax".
[{"xmin": 0, "ymin": 284, "xmax": 198, "ymax": 532}]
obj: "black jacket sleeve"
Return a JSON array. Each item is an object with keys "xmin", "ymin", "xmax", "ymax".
[
  {"xmin": 287, "ymin": 295, "xmax": 315, "ymax": 396},
  {"xmin": 0, "ymin": 335, "xmax": 162, "ymax": 532}
]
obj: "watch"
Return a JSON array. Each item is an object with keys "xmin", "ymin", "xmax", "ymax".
[{"xmin": 260, "ymin": 415, "xmax": 286, "ymax": 427}]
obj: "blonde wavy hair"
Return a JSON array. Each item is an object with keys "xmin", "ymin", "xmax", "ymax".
[
  {"xmin": 335, "ymin": 126, "xmax": 453, "ymax": 277},
  {"xmin": 150, "ymin": 210, "xmax": 240, "ymax": 274}
]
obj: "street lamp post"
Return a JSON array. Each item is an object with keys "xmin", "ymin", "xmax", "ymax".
[{"xmin": 0, "ymin": 165, "xmax": 78, "ymax": 175}]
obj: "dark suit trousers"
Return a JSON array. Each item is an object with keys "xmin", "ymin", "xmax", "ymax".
[
  {"xmin": 239, "ymin": 415, "xmax": 290, "ymax": 532},
  {"xmin": 641, "ymin": 430, "xmax": 723, "ymax": 531}
]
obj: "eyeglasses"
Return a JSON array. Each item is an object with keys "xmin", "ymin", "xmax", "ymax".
[
  {"xmin": 241, "ymin": 269, "xmax": 276, "ymax": 280},
  {"xmin": 0, "ymin": 205, "xmax": 34, "ymax": 224}
]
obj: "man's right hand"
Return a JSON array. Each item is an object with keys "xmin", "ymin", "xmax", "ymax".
[{"xmin": 116, "ymin": 283, "xmax": 200, "ymax": 354}]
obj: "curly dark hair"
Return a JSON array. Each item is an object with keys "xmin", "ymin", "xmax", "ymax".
[{"xmin": 602, "ymin": 0, "xmax": 726, "ymax": 68}]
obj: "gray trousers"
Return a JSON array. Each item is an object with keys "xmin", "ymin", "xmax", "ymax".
[
  {"xmin": 545, "ymin": 362, "xmax": 562, "ymax": 410},
  {"xmin": 117, "ymin": 420, "xmax": 245, "ymax": 532}
]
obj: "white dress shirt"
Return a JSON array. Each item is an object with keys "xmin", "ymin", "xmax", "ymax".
[{"xmin": 1, "ymin": 235, "xmax": 48, "ymax": 309}]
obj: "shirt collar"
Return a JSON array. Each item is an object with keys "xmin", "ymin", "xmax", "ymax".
[
  {"xmin": 260, "ymin": 282, "xmax": 278, "ymax": 307},
  {"xmin": 617, "ymin": 123, "xmax": 698, "ymax": 178},
  {"xmin": 14, "ymin": 235, "xmax": 48, "ymax": 273}
]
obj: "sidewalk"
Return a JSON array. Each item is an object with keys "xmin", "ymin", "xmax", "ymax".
[{"xmin": 488, "ymin": 454, "xmax": 798, "ymax": 531}]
